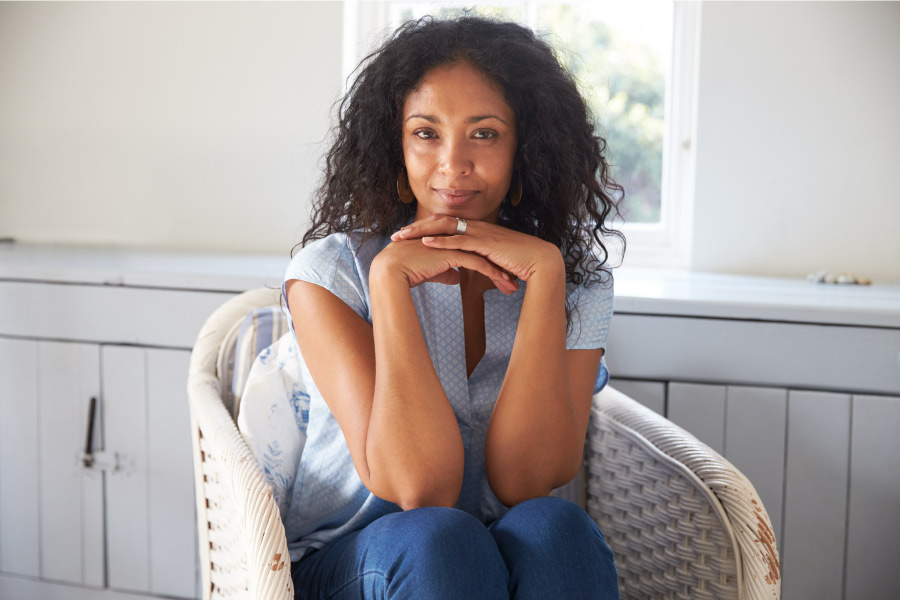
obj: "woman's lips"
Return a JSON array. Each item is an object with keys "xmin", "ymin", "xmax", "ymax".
[{"xmin": 435, "ymin": 188, "xmax": 479, "ymax": 205}]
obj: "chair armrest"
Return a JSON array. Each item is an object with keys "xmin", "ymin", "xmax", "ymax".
[
  {"xmin": 586, "ymin": 385, "xmax": 780, "ymax": 600},
  {"xmin": 188, "ymin": 288, "xmax": 293, "ymax": 600}
]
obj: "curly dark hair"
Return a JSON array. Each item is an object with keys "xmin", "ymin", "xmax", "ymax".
[{"xmin": 301, "ymin": 15, "xmax": 624, "ymax": 289}]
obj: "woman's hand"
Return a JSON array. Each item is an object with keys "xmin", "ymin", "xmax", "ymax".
[
  {"xmin": 374, "ymin": 234, "xmax": 520, "ymax": 294},
  {"xmin": 391, "ymin": 214, "xmax": 564, "ymax": 283}
]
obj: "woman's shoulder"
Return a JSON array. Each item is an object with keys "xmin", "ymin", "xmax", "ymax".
[
  {"xmin": 283, "ymin": 231, "xmax": 390, "ymax": 322},
  {"xmin": 286, "ymin": 232, "xmax": 390, "ymax": 282}
]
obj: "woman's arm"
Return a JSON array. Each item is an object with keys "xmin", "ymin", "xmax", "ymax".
[
  {"xmin": 286, "ymin": 240, "xmax": 517, "ymax": 510},
  {"xmin": 484, "ymin": 257, "xmax": 602, "ymax": 506},
  {"xmin": 396, "ymin": 216, "xmax": 603, "ymax": 506}
]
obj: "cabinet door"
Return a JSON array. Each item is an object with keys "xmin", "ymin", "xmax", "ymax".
[
  {"xmin": 782, "ymin": 390, "xmax": 851, "ymax": 600},
  {"xmin": 608, "ymin": 379, "xmax": 666, "ymax": 415},
  {"xmin": 0, "ymin": 339, "xmax": 40, "ymax": 578},
  {"xmin": 845, "ymin": 394, "xmax": 900, "ymax": 599},
  {"xmin": 723, "ymin": 386, "xmax": 787, "ymax": 544},
  {"xmin": 37, "ymin": 342, "xmax": 105, "ymax": 586},
  {"xmin": 667, "ymin": 382, "xmax": 726, "ymax": 453},
  {"xmin": 103, "ymin": 346, "xmax": 198, "ymax": 598}
]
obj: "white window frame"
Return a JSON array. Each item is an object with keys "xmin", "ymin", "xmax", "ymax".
[{"xmin": 342, "ymin": 0, "xmax": 700, "ymax": 269}]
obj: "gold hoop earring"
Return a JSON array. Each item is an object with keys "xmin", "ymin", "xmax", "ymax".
[
  {"xmin": 509, "ymin": 176, "xmax": 522, "ymax": 207},
  {"xmin": 397, "ymin": 169, "xmax": 415, "ymax": 204}
]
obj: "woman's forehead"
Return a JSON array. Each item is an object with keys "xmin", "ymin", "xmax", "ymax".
[{"xmin": 403, "ymin": 61, "xmax": 514, "ymax": 123}]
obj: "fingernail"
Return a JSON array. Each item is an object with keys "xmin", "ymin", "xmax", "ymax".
[
  {"xmin": 390, "ymin": 233, "xmax": 399, "ymax": 240},
  {"xmin": 422, "ymin": 236, "xmax": 434, "ymax": 242},
  {"xmin": 501, "ymin": 272, "xmax": 509, "ymax": 280}
]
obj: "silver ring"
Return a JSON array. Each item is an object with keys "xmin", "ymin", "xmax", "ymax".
[{"xmin": 455, "ymin": 217, "xmax": 468, "ymax": 235}]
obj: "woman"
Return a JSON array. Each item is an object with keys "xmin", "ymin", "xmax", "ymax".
[{"xmin": 282, "ymin": 15, "xmax": 623, "ymax": 600}]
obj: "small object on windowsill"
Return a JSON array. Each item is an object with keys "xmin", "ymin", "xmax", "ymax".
[{"xmin": 807, "ymin": 269, "xmax": 872, "ymax": 285}]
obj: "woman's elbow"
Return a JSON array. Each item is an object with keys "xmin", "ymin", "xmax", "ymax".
[
  {"xmin": 395, "ymin": 486, "xmax": 461, "ymax": 511},
  {"xmin": 488, "ymin": 458, "xmax": 581, "ymax": 508},
  {"xmin": 369, "ymin": 467, "xmax": 463, "ymax": 511},
  {"xmin": 489, "ymin": 472, "xmax": 553, "ymax": 508}
]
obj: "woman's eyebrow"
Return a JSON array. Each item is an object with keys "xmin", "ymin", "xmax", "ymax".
[
  {"xmin": 405, "ymin": 114, "xmax": 439, "ymax": 123},
  {"xmin": 404, "ymin": 114, "xmax": 509, "ymax": 125},
  {"xmin": 466, "ymin": 114, "xmax": 508, "ymax": 124}
]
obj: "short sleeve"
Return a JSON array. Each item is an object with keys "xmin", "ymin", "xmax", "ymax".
[
  {"xmin": 281, "ymin": 234, "xmax": 370, "ymax": 328},
  {"xmin": 565, "ymin": 274, "xmax": 614, "ymax": 351}
]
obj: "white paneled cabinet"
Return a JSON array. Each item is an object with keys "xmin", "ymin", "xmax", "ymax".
[
  {"xmin": 0, "ymin": 338, "xmax": 41, "ymax": 579},
  {"xmin": 0, "ymin": 251, "xmax": 256, "ymax": 599},
  {"xmin": 606, "ymin": 270, "xmax": 900, "ymax": 599},
  {"xmin": 38, "ymin": 341, "xmax": 105, "ymax": 588},
  {"xmin": 845, "ymin": 395, "xmax": 900, "ymax": 599},
  {"xmin": 0, "ymin": 337, "xmax": 199, "ymax": 599}
]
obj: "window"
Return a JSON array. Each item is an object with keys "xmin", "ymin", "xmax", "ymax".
[{"xmin": 343, "ymin": 1, "xmax": 699, "ymax": 267}]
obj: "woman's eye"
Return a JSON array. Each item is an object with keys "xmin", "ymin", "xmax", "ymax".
[
  {"xmin": 473, "ymin": 129, "xmax": 498, "ymax": 140},
  {"xmin": 413, "ymin": 129, "xmax": 437, "ymax": 140}
]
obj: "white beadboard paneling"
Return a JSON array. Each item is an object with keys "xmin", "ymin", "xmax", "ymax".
[
  {"xmin": 38, "ymin": 342, "xmax": 104, "ymax": 585},
  {"xmin": 845, "ymin": 394, "xmax": 900, "ymax": 599},
  {"xmin": 667, "ymin": 382, "xmax": 726, "ymax": 454},
  {"xmin": 0, "ymin": 282, "xmax": 236, "ymax": 348},
  {"xmin": 0, "ymin": 338, "xmax": 40, "ymax": 577},
  {"xmin": 782, "ymin": 390, "xmax": 850, "ymax": 600},
  {"xmin": 146, "ymin": 349, "xmax": 198, "ymax": 598},
  {"xmin": 103, "ymin": 346, "xmax": 150, "ymax": 593},
  {"xmin": 724, "ymin": 386, "xmax": 787, "ymax": 545},
  {"xmin": 606, "ymin": 314, "xmax": 900, "ymax": 395},
  {"xmin": 608, "ymin": 379, "xmax": 666, "ymax": 415}
]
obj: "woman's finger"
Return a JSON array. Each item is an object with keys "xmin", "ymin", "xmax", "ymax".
[
  {"xmin": 448, "ymin": 250, "xmax": 518, "ymax": 294},
  {"xmin": 391, "ymin": 215, "xmax": 471, "ymax": 241}
]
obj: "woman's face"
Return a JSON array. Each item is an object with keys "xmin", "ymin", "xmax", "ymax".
[{"xmin": 402, "ymin": 61, "xmax": 517, "ymax": 224}]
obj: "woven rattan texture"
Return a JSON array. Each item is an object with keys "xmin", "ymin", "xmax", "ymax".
[
  {"xmin": 189, "ymin": 288, "xmax": 293, "ymax": 600},
  {"xmin": 200, "ymin": 434, "xmax": 250, "ymax": 598},
  {"xmin": 588, "ymin": 388, "xmax": 781, "ymax": 600},
  {"xmin": 587, "ymin": 416, "xmax": 740, "ymax": 600}
]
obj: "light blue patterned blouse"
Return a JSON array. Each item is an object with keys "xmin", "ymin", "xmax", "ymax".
[{"xmin": 280, "ymin": 231, "xmax": 614, "ymax": 561}]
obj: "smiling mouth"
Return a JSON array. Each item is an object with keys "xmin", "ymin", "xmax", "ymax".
[{"xmin": 435, "ymin": 189, "xmax": 479, "ymax": 204}]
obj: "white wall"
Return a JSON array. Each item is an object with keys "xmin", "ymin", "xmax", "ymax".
[
  {"xmin": 691, "ymin": 1, "xmax": 900, "ymax": 281},
  {"xmin": 2, "ymin": 1, "xmax": 898, "ymax": 281},
  {"xmin": 0, "ymin": 1, "xmax": 343, "ymax": 254}
]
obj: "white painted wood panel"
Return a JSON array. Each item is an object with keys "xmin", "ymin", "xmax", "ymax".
[
  {"xmin": 781, "ymin": 390, "xmax": 850, "ymax": 600},
  {"xmin": 0, "ymin": 338, "xmax": 40, "ymax": 577},
  {"xmin": 103, "ymin": 346, "xmax": 150, "ymax": 593},
  {"xmin": 723, "ymin": 386, "xmax": 787, "ymax": 545},
  {"xmin": 37, "ymin": 342, "xmax": 104, "ymax": 586},
  {"xmin": 0, "ymin": 573, "xmax": 161, "ymax": 600},
  {"xmin": 845, "ymin": 394, "xmax": 900, "ymax": 599},
  {"xmin": 608, "ymin": 379, "xmax": 666, "ymax": 415},
  {"xmin": 667, "ymin": 382, "xmax": 726, "ymax": 454},
  {"xmin": 146, "ymin": 349, "xmax": 198, "ymax": 598},
  {"xmin": 0, "ymin": 282, "xmax": 236, "ymax": 348},
  {"xmin": 606, "ymin": 314, "xmax": 900, "ymax": 395}
]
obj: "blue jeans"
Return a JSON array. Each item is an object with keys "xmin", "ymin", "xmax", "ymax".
[{"xmin": 291, "ymin": 497, "xmax": 619, "ymax": 599}]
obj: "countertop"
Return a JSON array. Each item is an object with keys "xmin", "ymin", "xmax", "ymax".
[{"xmin": 2, "ymin": 241, "xmax": 898, "ymax": 329}]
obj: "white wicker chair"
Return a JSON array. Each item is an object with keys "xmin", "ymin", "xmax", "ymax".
[
  {"xmin": 188, "ymin": 288, "xmax": 781, "ymax": 600},
  {"xmin": 189, "ymin": 288, "xmax": 293, "ymax": 600}
]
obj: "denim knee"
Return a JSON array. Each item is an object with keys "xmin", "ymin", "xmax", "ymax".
[
  {"xmin": 490, "ymin": 497, "xmax": 619, "ymax": 600},
  {"xmin": 367, "ymin": 507, "xmax": 508, "ymax": 599},
  {"xmin": 496, "ymin": 496, "xmax": 605, "ymax": 544}
]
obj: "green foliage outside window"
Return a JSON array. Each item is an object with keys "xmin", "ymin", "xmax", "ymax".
[{"xmin": 537, "ymin": 5, "xmax": 666, "ymax": 224}]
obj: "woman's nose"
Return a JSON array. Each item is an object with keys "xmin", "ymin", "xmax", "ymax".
[{"xmin": 438, "ymin": 138, "xmax": 472, "ymax": 177}]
